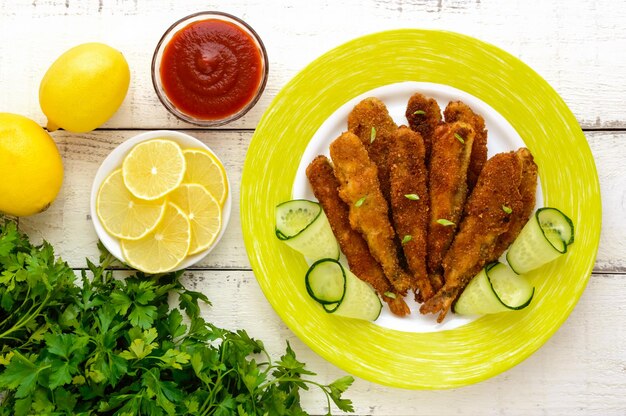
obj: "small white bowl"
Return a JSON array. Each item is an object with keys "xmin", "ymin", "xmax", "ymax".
[{"xmin": 90, "ymin": 130, "xmax": 232, "ymax": 272}]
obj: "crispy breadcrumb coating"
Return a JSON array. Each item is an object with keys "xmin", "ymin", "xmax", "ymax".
[
  {"xmin": 330, "ymin": 132, "xmax": 412, "ymax": 294},
  {"xmin": 420, "ymin": 151, "xmax": 523, "ymax": 322},
  {"xmin": 306, "ymin": 155, "xmax": 410, "ymax": 316}
]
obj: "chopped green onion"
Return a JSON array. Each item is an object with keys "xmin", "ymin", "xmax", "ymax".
[
  {"xmin": 384, "ymin": 291, "xmax": 397, "ymax": 299},
  {"xmin": 355, "ymin": 196, "xmax": 366, "ymax": 207},
  {"xmin": 404, "ymin": 193, "xmax": 420, "ymax": 201},
  {"xmin": 413, "ymin": 110, "xmax": 426, "ymax": 115},
  {"xmin": 370, "ymin": 127, "xmax": 377, "ymax": 143},
  {"xmin": 502, "ymin": 205, "xmax": 513, "ymax": 214},
  {"xmin": 454, "ymin": 133, "xmax": 465, "ymax": 144},
  {"xmin": 401, "ymin": 235, "xmax": 412, "ymax": 244},
  {"xmin": 436, "ymin": 219, "xmax": 455, "ymax": 226}
]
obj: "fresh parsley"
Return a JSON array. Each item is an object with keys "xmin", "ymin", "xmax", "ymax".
[
  {"xmin": 436, "ymin": 219, "xmax": 455, "ymax": 227},
  {"xmin": 0, "ymin": 219, "xmax": 354, "ymax": 415}
]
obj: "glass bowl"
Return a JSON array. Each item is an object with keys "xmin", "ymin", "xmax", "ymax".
[{"xmin": 151, "ymin": 11, "xmax": 268, "ymax": 126}]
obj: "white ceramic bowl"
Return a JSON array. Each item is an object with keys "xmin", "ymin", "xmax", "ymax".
[{"xmin": 90, "ymin": 130, "xmax": 232, "ymax": 271}]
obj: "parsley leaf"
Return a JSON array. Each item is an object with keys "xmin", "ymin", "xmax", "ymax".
[
  {"xmin": 437, "ymin": 218, "xmax": 455, "ymax": 226},
  {"xmin": 328, "ymin": 376, "xmax": 355, "ymax": 412},
  {"xmin": 0, "ymin": 220, "xmax": 354, "ymax": 415}
]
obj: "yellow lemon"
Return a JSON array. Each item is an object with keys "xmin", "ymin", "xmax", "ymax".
[
  {"xmin": 121, "ymin": 202, "xmax": 191, "ymax": 274},
  {"xmin": 122, "ymin": 138, "xmax": 186, "ymax": 200},
  {"xmin": 39, "ymin": 42, "xmax": 130, "ymax": 133},
  {"xmin": 182, "ymin": 149, "xmax": 228, "ymax": 206},
  {"xmin": 168, "ymin": 184, "xmax": 222, "ymax": 255},
  {"xmin": 0, "ymin": 113, "xmax": 63, "ymax": 216},
  {"xmin": 96, "ymin": 169, "xmax": 166, "ymax": 240}
]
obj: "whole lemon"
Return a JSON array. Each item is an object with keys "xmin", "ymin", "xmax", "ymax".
[
  {"xmin": 39, "ymin": 42, "xmax": 130, "ymax": 133},
  {"xmin": 0, "ymin": 113, "xmax": 64, "ymax": 216}
]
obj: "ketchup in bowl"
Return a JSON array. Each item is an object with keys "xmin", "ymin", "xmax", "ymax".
[{"xmin": 152, "ymin": 12, "xmax": 268, "ymax": 126}]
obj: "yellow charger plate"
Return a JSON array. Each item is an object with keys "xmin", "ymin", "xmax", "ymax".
[{"xmin": 240, "ymin": 30, "xmax": 601, "ymax": 389}]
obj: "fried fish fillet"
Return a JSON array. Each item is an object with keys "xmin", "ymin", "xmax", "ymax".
[
  {"xmin": 426, "ymin": 122, "xmax": 475, "ymax": 289},
  {"xmin": 405, "ymin": 92, "xmax": 443, "ymax": 164},
  {"xmin": 388, "ymin": 126, "xmax": 434, "ymax": 301},
  {"xmin": 493, "ymin": 148, "xmax": 538, "ymax": 256},
  {"xmin": 420, "ymin": 151, "xmax": 523, "ymax": 322},
  {"xmin": 347, "ymin": 97, "xmax": 398, "ymax": 203},
  {"xmin": 306, "ymin": 155, "xmax": 410, "ymax": 316},
  {"xmin": 444, "ymin": 101, "xmax": 488, "ymax": 192},
  {"xmin": 330, "ymin": 132, "xmax": 412, "ymax": 294}
]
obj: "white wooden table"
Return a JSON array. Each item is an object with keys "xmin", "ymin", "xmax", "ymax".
[{"xmin": 2, "ymin": 1, "xmax": 625, "ymax": 414}]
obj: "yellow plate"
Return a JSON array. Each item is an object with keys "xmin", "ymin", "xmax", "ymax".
[{"xmin": 240, "ymin": 30, "xmax": 601, "ymax": 389}]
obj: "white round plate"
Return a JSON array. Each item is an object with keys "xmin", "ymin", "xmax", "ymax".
[
  {"xmin": 292, "ymin": 81, "xmax": 543, "ymax": 333},
  {"xmin": 90, "ymin": 130, "xmax": 232, "ymax": 271}
]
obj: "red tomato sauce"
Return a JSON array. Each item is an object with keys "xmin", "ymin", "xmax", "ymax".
[{"xmin": 160, "ymin": 19, "xmax": 264, "ymax": 120}]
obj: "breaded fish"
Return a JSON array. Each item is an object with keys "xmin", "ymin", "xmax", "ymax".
[
  {"xmin": 330, "ymin": 132, "xmax": 412, "ymax": 294},
  {"xmin": 420, "ymin": 151, "xmax": 523, "ymax": 322},
  {"xmin": 493, "ymin": 148, "xmax": 538, "ymax": 256},
  {"xmin": 388, "ymin": 126, "xmax": 434, "ymax": 301},
  {"xmin": 444, "ymin": 101, "xmax": 488, "ymax": 192},
  {"xmin": 347, "ymin": 97, "xmax": 398, "ymax": 203},
  {"xmin": 405, "ymin": 92, "xmax": 442, "ymax": 164},
  {"xmin": 427, "ymin": 122, "xmax": 475, "ymax": 289},
  {"xmin": 306, "ymin": 155, "xmax": 410, "ymax": 316}
]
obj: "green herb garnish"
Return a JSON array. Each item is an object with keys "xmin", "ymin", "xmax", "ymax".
[
  {"xmin": 370, "ymin": 127, "xmax": 377, "ymax": 143},
  {"xmin": 413, "ymin": 110, "xmax": 426, "ymax": 115},
  {"xmin": 355, "ymin": 196, "xmax": 366, "ymax": 207},
  {"xmin": 454, "ymin": 133, "xmax": 465, "ymax": 144},
  {"xmin": 404, "ymin": 193, "xmax": 420, "ymax": 201},
  {"xmin": 502, "ymin": 205, "xmax": 513, "ymax": 214},
  {"xmin": 401, "ymin": 235, "xmax": 413, "ymax": 244},
  {"xmin": 383, "ymin": 291, "xmax": 397, "ymax": 299},
  {"xmin": 436, "ymin": 219, "xmax": 455, "ymax": 226},
  {"xmin": 0, "ymin": 220, "xmax": 354, "ymax": 415}
]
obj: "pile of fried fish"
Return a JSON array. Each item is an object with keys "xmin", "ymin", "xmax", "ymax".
[{"xmin": 306, "ymin": 94, "xmax": 538, "ymax": 322}]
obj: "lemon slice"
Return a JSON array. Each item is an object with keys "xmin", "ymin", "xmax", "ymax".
[
  {"xmin": 122, "ymin": 139, "xmax": 186, "ymax": 200},
  {"xmin": 121, "ymin": 202, "xmax": 191, "ymax": 273},
  {"xmin": 168, "ymin": 184, "xmax": 222, "ymax": 255},
  {"xmin": 182, "ymin": 149, "xmax": 228, "ymax": 206},
  {"xmin": 96, "ymin": 169, "xmax": 166, "ymax": 240}
]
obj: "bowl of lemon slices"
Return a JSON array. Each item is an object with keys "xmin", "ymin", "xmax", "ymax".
[{"xmin": 90, "ymin": 130, "xmax": 231, "ymax": 273}]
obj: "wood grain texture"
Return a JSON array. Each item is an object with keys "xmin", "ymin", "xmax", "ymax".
[
  {"xmin": 18, "ymin": 130, "xmax": 250, "ymax": 269},
  {"xmin": 18, "ymin": 130, "xmax": 620, "ymax": 272},
  {"xmin": 1, "ymin": 1, "xmax": 624, "ymax": 414},
  {"xmin": 183, "ymin": 270, "xmax": 626, "ymax": 415},
  {"xmin": 0, "ymin": 0, "xmax": 624, "ymax": 128}
]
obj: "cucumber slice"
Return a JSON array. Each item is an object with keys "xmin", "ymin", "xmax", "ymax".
[
  {"xmin": 453, "ymin": 268, "xmax": 507, "ymax": 315},
  {"xmin": 487, "ymin": 263, "xmax": 535, "ymax": 310},
  {"xmin": 538, "ymin": 207, "xmax": 574, "ymax": 246},
  {"xmin": 304, "ymin": 259, "xmax": 381, "ymax": 321},
  {"xmin": 454, "ymin": 263, "xmax": 534, "ymax": 315},
  {"xmin": 305, "ymin": 258, "xmax": 346, "ymax": 304},
  {"xmin": 332, "ymin": 267, "xmax": 382, "ymax": 321},
  {"xmin": 275, "ymin": 200, "xmax": 340, "ymax": 261},
  {"xmin": 323, "ymin": 302, "xmax": 340, "ymax": 312},
  {"xmin": 506, "ymin": 207, "xmax": 574, "ymax": 274}
]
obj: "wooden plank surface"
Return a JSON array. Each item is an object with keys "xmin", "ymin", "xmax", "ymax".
[
  {"xmin": 0, "ymin": 0, "xmax": 625, "ymax": 129},
  {"xmin": 18, "ymin": 130, "xmax": 621, "ymax": 272},
  {"xmin": 2, "ymin": 1, "xmax": 624, "ymax": 415},
  {"xmin": 184, "ymin": 270, "xmax": 626, "ymax": 415}
]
